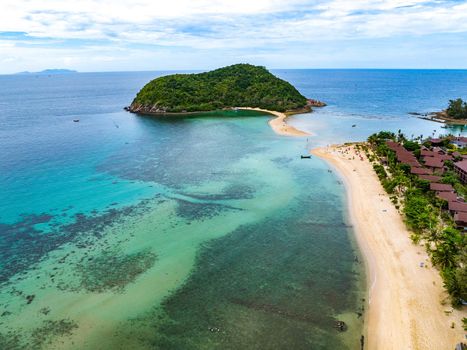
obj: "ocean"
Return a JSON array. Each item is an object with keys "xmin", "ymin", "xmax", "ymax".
[{"xmin": 0, "ymin": 69, "xmax": 466, "ymax": 349}]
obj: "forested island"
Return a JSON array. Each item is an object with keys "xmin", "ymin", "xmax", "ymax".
[
  {"xmin": 127, "ymin": 64, "xmax": 310, "ymax": 114},
  {"xmin": 416, "ymin": 98, "xmax": 467, "ymax": 124}
]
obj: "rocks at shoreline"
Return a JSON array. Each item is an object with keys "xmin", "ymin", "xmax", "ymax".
[
  {"xmin": 307, "ymin": 99, "xmax": 327, "ymax": 107},
  {"xmin": 124, "ymin": 98, "xmax": 326, "ymax": 116},
  {"xmin": 409, "ymin": 109, "xmax": 467, "ymax": 125}
]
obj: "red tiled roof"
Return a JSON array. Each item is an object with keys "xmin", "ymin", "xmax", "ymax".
[
  {"xmin": 437, "ymin": 191, "xmax": 458, "ymax": 202},
  {"xmin": 424, "ymin": 157, "xmax": 444, "ymax": 168},
  {"xmin": 448, "ymin": 201, "xmax": 467, "ymax": 213},
  {"xmin": 429, "ymin": 138, "xmax": 443, "ymax": 144},
  {"xmin": 454, "ymin": 212, "xmax": 467, "ymax": 224},
  {"xmin": 454, "ymin": 160, "xmax": 467, "ymax": 173},
  {"xmin": 421, "ymin": 149, "xmax": 436, "ymax": 157},
  {"xmin": 418, "ymin": 175, "xmax": 442, "ymax": 182},
  {"xmin": 452, "ymin": 151, "xmax": 461, "ymax": 158},
  {"xmin": 386, "ymin": 141, "xmax": 402, "ymax": 151},
  {"xmin": 430, "ymin": 183, "xmax": 454, "ymax": 192},
  {"xmin": 454, "ymin": 136, "xmax": 467, "ymax": 143},
  {"xmin": 432, "ymin": 147, "xmax": 445, "ymax": 154},
  {"xmin": 407, "ymin": 160, "xmax": 421, "ymax": 167},
  {"xmin": 411, "ymin": 167, "xmax": 433, "ymax": 175},
  {"xmin": 433, "ymin": 154, "xmax": 453, "ymax": 161}
]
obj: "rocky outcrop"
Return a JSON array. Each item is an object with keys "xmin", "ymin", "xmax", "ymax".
[{"xmin": 307, "ymin": 99, "xmax": 327, "ymax": 107}]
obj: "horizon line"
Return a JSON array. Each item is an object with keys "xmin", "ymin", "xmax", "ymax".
[{"xmin": 3, "ymin": 67, "xmax": 467, "ymax": 76}]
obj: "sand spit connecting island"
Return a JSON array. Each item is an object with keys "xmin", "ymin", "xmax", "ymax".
[
  {"xmin": 237, "ymin": 107, "xmax": 310, "ymax": 137},
  {"xmin": 312, "ymin": 145, "xmax": 465, "ymax": 350}
]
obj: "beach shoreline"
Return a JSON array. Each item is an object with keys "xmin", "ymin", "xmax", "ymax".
[
  {"xmin": 311, "ymin": 144, "xmax": 465, "ymax": 350},
  {"xmin": 237, "ymin": 107, "xmax": 310, "ymax": 137},
  {"xmin": 127, "ymin": 106, "xmax": 311, "ymax": 137}
]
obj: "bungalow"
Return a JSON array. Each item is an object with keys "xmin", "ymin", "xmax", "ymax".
[
  {"xmin": 451, "ymin": 136, "xmax": 467, "ymax": 148},
  {"xmin": 423, "ymin": 157, "xmax": 445, "ymax": 173},
  {"xmin": 453, "ymin": 160, "xmax": 467, "ymax": 184},
  {"xmin": 428, "ymin": 138, "xmax": 444, "ymax": 146},
  {"xmin": 395, "ymin": 150, "xmax": 420, "ymax": 167},
  {"xmin": 386, "ymin": 141, "xmax": 401, "ymax": 150},
  {"xmin": 448, "ymin": 201, "xmax": 467, "ymax": 214},
  {"xmin": 421, "ymin": 149, "xmax": 436, "ymax": 157},
  {"xmin": 437, "ymin": 191, "xmax": 458, "ymax": 202},
  {"xmin": 430, "ymin": 183, "xmax": 454, "ymax": 192},
  {"xmin": 418, "ymin": 174, "xmax": 442, "ymax": 182},
  {"xmin": 430, "ymin": 153, "xmax": 453, "ymax": 161},
  {"xmin": 411, "ymin": 167, "xmax": 433, "ymax": 175},
  {"xmin": 432, "ymin": 146, "xmax": 446, "ymax": 155},
  {"xmin": 454, "ymin": 212, "xmax": 467, "ymax": 229}
]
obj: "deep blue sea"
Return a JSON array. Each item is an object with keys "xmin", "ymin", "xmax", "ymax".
[{"xmin": 0, "ymin": 70, "xmax": 466, "ymax": 349}]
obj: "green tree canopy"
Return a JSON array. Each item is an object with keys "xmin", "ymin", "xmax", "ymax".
[
  {"xmin": 129, "ymin": 64, "xmax": 308, "ymax": 113},
  {"xmin": 446, "ymin": 98, "xmax": 467, "ymax": 120}
]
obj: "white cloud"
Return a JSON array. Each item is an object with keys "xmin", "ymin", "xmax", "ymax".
[{"xmin": 0, "ymin": 0, "xmax": 466, "ymax": 72}]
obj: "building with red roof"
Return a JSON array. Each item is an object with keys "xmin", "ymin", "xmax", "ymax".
[
  {"xmin": 421, "ymin": 149, "xmax": 436, "ymax": 157},
  {"xmin": 454, "ymin": 160, "xmax": 467, "ymax": 183},
  {"xmin": 418, "ymin": 175, "xmax": 442, "ymax": 182},
  {"xmin": 454, "ymin": 212, "xmax": 467, "ymax": 228},
  {"xmin": 423, "ymin": 157, "xmax": 445, "ymax": 172},
  {"xmin": 411, "ymin": 167, "xmax": 433, "ymax": 175},
  {"xmin": 429, "ymin": 138, "xmax": 443, "ymax": 145},
  {"xmin": 430, "ymin": 183, "xmax": 454, "ymax": 192},
  {"xmin": 451, "ymin": 136, "xmax": 467, "ymax": 148},
  {"xmin": 437, "ymin": 191, "xmax": 458, "ymax": 202},
  {"xmin": 448, "ymin": 201, "xmax": 467, "ymax": 214}
]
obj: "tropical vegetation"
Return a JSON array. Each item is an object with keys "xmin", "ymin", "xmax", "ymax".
[
  {"xmin": 364, "ymin": 131, "xmax": 467, "ymax": 306},
  {"xmin": 130, "ymin": 64, "xmax": 308, "ymax": 113},
  {"xmin": 446, "ymin": 98, "xmax": 467, "ymax": 120}
]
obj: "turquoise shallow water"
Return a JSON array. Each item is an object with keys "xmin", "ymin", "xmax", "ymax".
[{"xmin": 0, "ymin": 70, "xmax": 466, "ymax": 349}]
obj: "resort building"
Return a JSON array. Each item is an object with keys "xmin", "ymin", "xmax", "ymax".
[
  {"xmin": 420, "ymin": 148, "xmax": 436, "ymax": 157},
  {"xmin": 448, "ymin": 201, "xmax": 467, "ymax": 215},
  {"xmin": 430, "ymin": 183, "xmax": 454, "ymax": 192},
  {"xmin": 453, "ymin": 160, "xmax": 467, "ymax": 184},
  {"xmin": 428, "ymin": 138, "xmax": 444, "ymax": 146},
  {"xmin": 384, "ymin": 138, "xmax": 467, "ymax": 229},
  {"xmin": 454, "ymin": 212, "xmax": 467, "ymax": 229},
  {"xmin": 436, "ymin": 191, "xmax": 458, "ymax": 202},
  {"xmin": 423, "ymin": 157, "xmax": 445, "ymax": 173},
  {"xmin": 411, "ymin": 167, "xmax": 433, "ymax": 175},
  {"xmin": 451, "ymin": 136, "xmax": 467, "ymax": 148},
  {"xmin": 418, "ymin": 174, "xmax": 442, "ymax": 182}
]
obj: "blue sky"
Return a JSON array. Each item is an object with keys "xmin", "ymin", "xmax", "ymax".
[{"xmin": 0, "ymin": 0, "xmax": 466, "ymax": 73}]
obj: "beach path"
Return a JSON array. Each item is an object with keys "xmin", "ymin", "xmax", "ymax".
[{"xmin": 312, "ymin": 145, "xmax": 465, "ymax": 350}]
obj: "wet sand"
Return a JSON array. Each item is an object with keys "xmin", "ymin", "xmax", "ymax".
[
  {"xmin": 237, "ymin": 107, "xmax": 310, "ymax": 137},
  {"xmin": 312, "ymin": 144, "xmax": 465, "ymax": 350}
]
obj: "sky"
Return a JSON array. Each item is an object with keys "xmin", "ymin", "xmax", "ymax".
[{"xmin": 0, "ymin": 0, "xmax": 467, "ymax": 73}]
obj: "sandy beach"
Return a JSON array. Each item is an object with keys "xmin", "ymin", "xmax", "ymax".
[
  {"xmin": 238, "ymin": 107, "xmax": 309, "ymax": 136},
  {"xmin": 312, "ymin": 144, "xmax": 465, "ymax": 350}
]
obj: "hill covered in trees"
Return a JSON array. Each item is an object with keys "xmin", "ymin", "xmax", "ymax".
[{"xmin": 128, "ymin": 64, "xmax": 308, "ymax": 114}]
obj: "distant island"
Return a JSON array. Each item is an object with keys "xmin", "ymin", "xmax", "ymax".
[
  {"xmin": 412, "ymin": 98, "xmax": 467, "ymax": 125},
  {"xmin": 127, "ymin": 64, "xmax": 317, "ymax": 114},
  {"xmin": 16, "ymin": 69, "xmax": 78, "ymax": 75}
]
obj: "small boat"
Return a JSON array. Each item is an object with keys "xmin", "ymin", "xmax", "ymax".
[
  {"xmin": 352, "ymin": 124, "xmax": 356, "ymax": 127},
  {"xmin": 73, "ymin": 119, "xmax": 80, "ymax": 122},
  {"xmin": 300, "ymin": 155, "xmax": 311, "ymax": 159}
]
